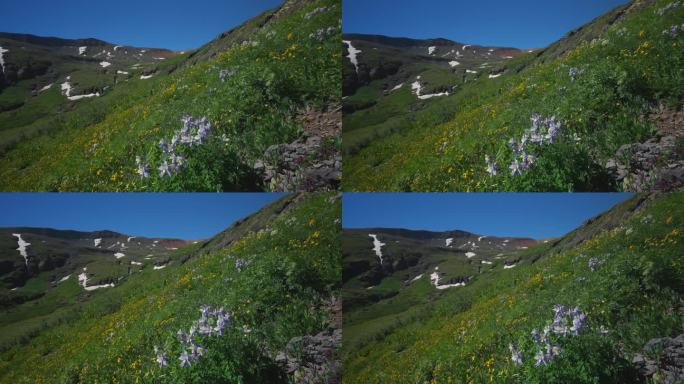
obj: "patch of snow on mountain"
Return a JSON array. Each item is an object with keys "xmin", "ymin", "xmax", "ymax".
[
  {"xmin": 113, "ymin": 45, "xmax": 123, "ymax": 51},
  {"xmin": 127, "ymin": 236, "xmax": 136, "ymax": 242},
  {"xmin": 411, "ymin": 78, "xmax": 449, "ymax": 100},
  {"xmin": 59, "ymin": 274, "xmax": 71, "ymax": 283},
  {"xmin": 68, "ymin": 92, "xmax": 100, "ymax": 101},
  {"xmin": 504, "ymin": 263, "xmax": 517, "ymax": 269},
  {"xmin": 428, "ymin": 46, "xmax": 436, "ymax": 55},
  {"xmin": 78, "ymin": 46, "xmax": 87, "ymax": 55},
  {"xmin": 114, "ymin": 252, "xmax": 126, "ymax": 259},
  {"xmin": 466, "ymin": 70, "xmax": 478, "ymax": 74},
  {"xmin": 481, "ymin": 260, "xmax": 493, "ymax": 265},
  {"xmin": 99, "ymin": 61, "xmax": 111, "ymax": 68},
  {"xmin": 478, "ymin": 236, "xmax": 487, "ymax": 242},
  {"xmin": 411, "ymin": 274, "xmax": 423, "ymax": 282},
  {"xmin": 343, "ymin": 40, "xmax": 361, "ymax": 73},
  {"xmin": 446, "ymin": 238, "xmax": 453, "ymax": 247},
  {"xmin": 131, "ymin": 261, "xmax": 143, "ymax": 266},
  {"xmin": 117, "ymin": 70, "xmax": 129, "ymax": 75},
  {"xmin": 78, "ymin": 267, "xmax": 114, "ymax": 291},
  {"xmin": 94, "ymin": 238, "xmax": 102, "ymax": 247},
  {"xmin": 462, "ymin": 45, "xmax": 471, "ymax": 50},
  {"xmin": 430, "ymin": 271, "xmax": 466, "ymax": 290},
  {"xmin": 390, "ymin": 83, "xmax": 403, "ymax": 92},
  {"xmin": 153, "ymin": 264, "xmax": 167, "ymax": 270},
  {"xmin": 368, "ymin": 234, "xmax": 386, "ymax": 264},
  {"xmin": 140, "ymin": 74, "xmax": 154, "ymax": 79},
  {"xmin": 448, "ymin": 61, "xmax": 460, "ymax": 67},
  {"xmin": 39, "ymin": 83, "xmax": 53, "ymax": 92},
  {"xmin": 489, "ymin": 73, "xmax": 502, "ymax": 79},
  {"xmin": 12, "ymin": 234, "xmax": 30, "ymax": 266},
  {"xmin": 505, "ymin": 56, "xmax": 513, "ymax": 59},
  {"xmin": 465, "ymin": 252, "xmax": 476, "ymax": 258}
]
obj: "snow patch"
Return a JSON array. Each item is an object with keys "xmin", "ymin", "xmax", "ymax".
[
  {"xmin": 140, "ymin": 74, "xmax": 154, "ymax": 79},
  {"xmin": 78, "ymin": 46, "xmax": 87, "ymax": 55},
  {"xmin": 390, "ymin": 83, "xmax": 403, "ymax": 92},
  {"xmin": 462, "ymin": 45, "xmax": 471, "ymax": 50},
  {"xmin": 478, "ymin": 236, "xmax": 487, "ymax": 242},
  {"xmin": 127, "ymin": 236, "xmax": 136, "ymax": 242},
  {"xmin": 58, "ymin": 274, "xmax": 71, "ymax": 283},
  {"xmin": 78, "ymin": 267, "xmax": 114, "ymax": 291},
  {"xmin": 430, "ymin": 269, "xmax": 466, "ymax": 290},
  {"xmin": 99, "ymin": 61, "xmax": 111, "ymax": 68},
  {"xmin": 489, "ymin": 73, "xmax": 502, "ymax": 79},
  {"xmin": 504, "ymin": 263, "xmax": 517, "ymax": 269},
  {"xmin": 342, "ymin": 40, "xmax": 361, "ymax": 73},
  {"xmin": 12, "ymin": 234, "xmax": 30, "ymax": 266},
  {"xmin": 117, "ymin": 70, "xmax": 129, "ymax": 75},
  {"xmin": 153, "ymin": 264, "xmax": 167, "ymax": 270},
  {"xmin": 445, "ymin": 238, "xmax": 453, "ymax": 247},
  {"xmin": 505, "ymin": 56, "xmax": 514, "ymax": 59},
  {"xmin": 114, "ymin": 252, "xmax": 125, "ymax": 259},
  {"xmin": 428, "ymin": 46, "xmax": 436, "ymax": 55},
  {"xmin": 481, "ymin": 260, "xmax": 493, "ymax": 265},
  {"xmin": 39, "ymin": 83, "xmax": 53, "ymax": 92},
  {"xmin": 368, "ymin": 234, "xmax": 386, "ymax": 265},
  {"xmin": 410, "ymin": 274, "xmax": 423, "ymax": 282},
  {"xmin": 94, "ymin": 238, "xmax": 102, "ymax": 247},
  {"xmin": 131, "ymin": 261, "xmax": 143, "ymax": 266},
  {"xmin": 465, "ymin": 252, "xmax": 476, "ymax": 258},
  {"xmin": 466, "ymin": 70, "xmax": 478, "ymax": 74},
  {"xmin": 411, "ymin": 78, "xmax": 449, "ymax": 100},
  {"xmin": 113, "ymin": 45, "xmax": 123, "ymax": 51},
  {"xmin": 448, "ymin": 61, "xmax": 460, "ymax": 67}
]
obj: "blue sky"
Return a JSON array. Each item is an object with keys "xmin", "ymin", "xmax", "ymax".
[
  {"xmin": 0, "ymin": 193, "xmax": 285, "ymax": 240},
  {"xmin": 1, "ymin": 0, "xmax": 283, "ymax": 50},
  {"xmin": 343, "ymin": 0, "xmax": 629, "ymax": 48},
  {"xmin": 343, "ymin": 193, "xmax": 633, "ymax": 239}
]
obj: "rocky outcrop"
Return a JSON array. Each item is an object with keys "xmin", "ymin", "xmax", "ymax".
[{"xmin": 632, "ymin": 334, "xmax": 684, "ymax": 384}]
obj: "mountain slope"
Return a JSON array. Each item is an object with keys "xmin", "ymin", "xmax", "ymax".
[
  {"xmin": 0, "ymin": 0, "xmax": 341, "ymax": 192},
  {"xmin": 0, "ymin": 192, "xmax": 341, "ymax": 383},
  {"xmin": 342, "ymin": 192, "xmax": 684, "ymax": 383},
  {"xmin": 343, "ymin": 0, "xmax": 684, "ymax": 192}
]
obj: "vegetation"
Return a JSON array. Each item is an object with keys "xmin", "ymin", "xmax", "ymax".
[
  {"xmin": 343, "ymin": 0, "xmax": 684, "ymax": 191},
  {"xmin": 342, "ymin": 193, "xmax": 684, "ymax": 383}
]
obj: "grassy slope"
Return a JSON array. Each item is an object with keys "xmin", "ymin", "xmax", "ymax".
[
  {"xmin": 0, "ymin": 0, "xmax": 340, "ymax": 191},
  {"xmin": 0, "ymin": 192, "xmax": 341, "ymax": 383},
  {"xmin": 344, "ymin": 0, "xmax": 683, "ymax": 191},
  {"xmin": 343, "ymin": 193, "xmax": 684, "ymax": 383}
]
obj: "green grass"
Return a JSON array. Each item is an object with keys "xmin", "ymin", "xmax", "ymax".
[
  {"xmin": 0, "ymin": 0, "xmax": 340, "ymax": 191},
  {"xmin": 343, "ymin": 192, "xmax": 684, "ymax": 383},
  {"xmin": 343, "ymin": 0, "xmax": 683, "ymax": 191},
  {"xmin": 0, "ymin": 192, "xmax": 341, "ymax": 383}
]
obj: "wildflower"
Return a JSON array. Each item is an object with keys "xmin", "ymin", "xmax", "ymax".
[
  {"xmin": 509, "ymin": 159, "xmax": 523, "ymax": 176},
  {"xmin": 534, "ymin": 349, "xmax": 550, "ymax": 367},
  {"xmin": 570, "ymin": 311, "xmax": 587, "ymax": 336},
  {"xmin": 304, "ymin": 6, "xmax": 329, "ymax": 19},
  {"xmin": 485, "ymin": 155, "xmax": 497, "ymax": 177},
  {"xmin": 598, "ymin": 326, "xmax": 609, "ymax": 334},
  {"xmin": 159, "ymin": 161, "xmax": 171, "ymax": 177},
  {"xmin": 179, "ymin": 351, "xmax": 192, "ymax": 367},
  {"xmin": 235, "ymin": 258, "xmax": 247, "ymax": 272},
  {"xmin": 588, "ymin": 257, "xmax": 601, "ymax": 271},
  {"xmin": 177, "ymin": 329, "xmax": 186, "ymax": 343},
  {"xmin": 509, "ymin": 343, "xmax": 523, "ymax": 365},
  {"xmin": 547, "ymin": 343, "xmax": 562, "ymax": 357},
  {"xmin": 135, "ymin": 156, "xmax": 149, "ymax": 178},
  {"xmin": 569, "ymin": 67, "xmax": 580, "ymax": 82},
  {"xmin": 155, "ymin": 350, "xmax": 168, "ymax": 367},
  {"xmin": 531, "ymin": 328, "xmax": 542, "ymax": 344}
]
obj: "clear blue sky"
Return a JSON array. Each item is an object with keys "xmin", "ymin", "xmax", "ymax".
[
  {"xmin": 343, "ymin": 193, "xmax": 633, "ymax": 239},
  {"xmin": 343, "ymin": 0, "xmax": 630, "ymax": 48},
  {"xmin": 0, "ymin": 0, "xmax": 283, "ymax": 50},
  {"xmin": 0, "ymin": 193, "xmax": 285, "ymax": 240}
]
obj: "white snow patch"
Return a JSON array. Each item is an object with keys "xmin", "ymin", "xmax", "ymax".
[
  {"xmin": 343, "ymin": 40, "xmax": 361, "ymax": 73},
  {"xmin": 366, "ymin": 286, "xmax": 374, "ymax": 290},
  {"xmin": 504, "ymin": 263, "xmax": 517, "ymax": 269},
  {"xmin": 446, "ymin": 238, "xmax": 453, "ymax": 247},
  {"xmin": 430, "ymin": 270, "xmax": 466, "ymax": 290},
  {"xmin": 489, "ymin": 49, "xmax": 495, "ymax": 52},
  {"xmin": 466, "ymin": 69, "xmax": 478, "ymax": 74},
  {"xmin": 390, "ymin": 83, "xmax": 403, "ymax": 92},
  {"xmin": 481, "ymin": 260, "xmax": 493, "ymax": 265},
  {"xmin": 39, "ymin": 83, "xmax": 53, "ymax": 92},
  {"xmin": 11, "ymin": 287, "xmax": 18, "ymax": 291},
  {"xmin": 68, "ymin": 92, "xmax": 100, "ymax": 101},
  {"xmin": 428, "ymin": 46, "xmax": 436, "ymax": 55},
  {"xmin": 99, "ymin": 61, "xmax": 111, "ymax": 68},
  {"xmin": 154, "ymin": 57, "xmax": 165, "ymax": 60},
  {"xmin": 131, "ymin": 261, "xmax": 143, "ymax": 266},
  {"xmin": 411, "ymin": 78, "xmax": 449, "ymax": 100},
  {"xmin": 78, "ymin": 46, "xmax": 87, "ymax": 55},
  {"xmin": 12, "ymin": 234, "xmax": 30, "ymax": 266},
  {"xmin": 465, "ymin": 252, "xmax": 476, "ymax": 258},
  {"xmin": 127, "ymin": 236, "xmax": 136, "ymax": 242},
  {"xmin": 505, "ymin": 56, "xmax": 514, "ymax": 59},
  {"xmin": 368, "ymin": 234, "xmax": 386, "ymax": 265},
  {"xmin": 448, "ymin": 60, "xmax": 460, "ymax": 67},
  {"xmin": 153, "ymin": 264, "xmax": 167, "ymax": 270},
  {"xmin": 489, "ymin": 73, "xmax": 502, "ymax": 79},
  {"xmin": 140, "ymin": 74, "xmax": 154, "ymax": 79},
  {"xmin": 117, "ymin": 70, "xmax": 129, "ymax": 75},
  {"xmin": 113, "ymin": 45, "xmax": 123, "ymax": 51},
  {"xmin": 58, "ymin": 274, "xmax": 71, "ymax": 283},
  {"xmin": 462, "ymin": 45, "xmax": 471, "ymax": 50},
  {"xmin": 167, "ymin": 247, "xmax": 178, "ymax": 250},
  {"xmin": 410, "ymin": 274, "xmax": 423, "ymax": 283},
  {"xmin": 478, "ymin": 236, "xmax": 487, "ymax": 242},
  {"xmin": 114, "ymin": 252, "xmax": 125, "ymax": 259},
  {"xmin": 78, "ymin": 267, "xmax": 114, "ymax": 291},
  {"xmin": 94, "ymin": 238, "xmax": 102, "ymax": 247}
]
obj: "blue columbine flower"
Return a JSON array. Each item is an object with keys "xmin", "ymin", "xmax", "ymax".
[
  {"xmin": 509, "ymin": 343, "xmax": 523, "ymax": 365},
  {"xmin": 179, "ymin": 351, "xmax": 192, "ymax": 367},
  {"xmin": 159, "ymin": 161, "xmax": 171, "ymax": 177},
  {"xmin": 485, "ymin": 155, "xmax": 497, "ymax": 177},
  {"xmin": 509, "ymin": 159, "xmax": 523, "ymax": 176},
  {"xmin": 569, "ymin": 67, "xmax": 579, "ymax": 82},
  {"xmin": 156, "ymin": 350, "xmax": 168, "ymax": 367}
]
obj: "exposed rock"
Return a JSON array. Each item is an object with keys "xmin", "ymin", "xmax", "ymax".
[
  {"xmin": 632, "ymin": 334, "xmax": 684, "ymax": 384},
  {"xmin": 254, "ymin": 106, "xmax": 341, "ymax": 192},
  {"xmin": 605, "ymin": 105, "xmax": 684, "ymax": 191}
]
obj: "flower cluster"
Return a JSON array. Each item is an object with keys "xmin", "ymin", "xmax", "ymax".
[
  {"xmin": 662, "ymin": 23, "xmax": 684, "ymax": 37},
  {"xmin": 309, "ymin": 26, "xmax": 338, "ymax": 41},
  {"xmin": 219, "ymin": 69, "xmax": 235, "ymax": 81},
  {"xmin": 512, "ymin": 305, "xmax": 589, "ymax": 367},
  {"xmin": 656, "ymin": 1, "xmax": 681, "ymax": 16},
  {"xmin": 235, "ymin": 258, "xmax": 250, "ymax": 272},
  {"xmin": 304, "ymin": 6, "xmax": 330, "ymax": 20},
  {"xmin": 588, "ymin": 257, "xmax": 603, "ymax": 271},
  {"xmin": 484, "ymin": 154, "xmax": 497, "ymax": 177},
  {"xmin": 157, "ymin": 304, "xmax": 232, "ymax": 368},
  {"xmin": 135, "ymin": 156, "xmax": 149, "ymax": 178},
  {"xmin": 569, "ymin": 67, "xmax": 580, "ymax": 82}
]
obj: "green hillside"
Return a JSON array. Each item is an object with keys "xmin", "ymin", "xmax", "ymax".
[
  {"xmin": 342, "ymin": 192, "xmax": 684, "ymax": 383},
  {"xmin": 343, "ymin": 0, "xmax": 684, "ymax": 192},
  {"xmin": 0, "ymin": 192, "xmax": 341, "ymax": 383},
  {"xmin": 0, "ymin": 0, "xmax": 341, "ymax": 192}
]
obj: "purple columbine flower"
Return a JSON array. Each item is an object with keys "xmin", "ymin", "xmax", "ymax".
[
  {"xmin": 156, "ymin": 351, "xmax": 168, "ymax": 367},
  {"xmin": 509, "ymin": 343, "xmax": 523, "ymax": 365},
  {"xmin": 159, "ymin": 161, "xmax": 171, "ymax": 177},
  {"xmin": 509, "ymin": 159, "xmax": 523, "ymax": 176},
  {"xmin": 179, "ymin": 351, "xmax": 192, "ymax": 367},
  {"xmin": 485, "ymin": 155, "xmax": 497, "ymax": 177},
  {"xmin": 569, "ymin": 67, "xmax": 579, "ymax": 82},
  {"xmin": 177, "ymin": 329, "xmax": 186, "ymax": 343},
  {"xmin": 588, "ymin": 257, "xmax": 601, "ymax": 271},
  {"xmin": 534, "ymin": 349, "xmax": 550, "ymax": 367},
  {"xmin": 159, "ymin": 138, "xmax": 169, "ymax": 152},
  {"xmin": 531, "ymin": 328, "xmax": 541, "ymax": 344},
  {"xmin": 235, "ymin": 259, "xmax": 247, "ymax": 272},
  {"xmin": 137, "ymin": 162, "xmax": 149, "ymax": 178}
]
